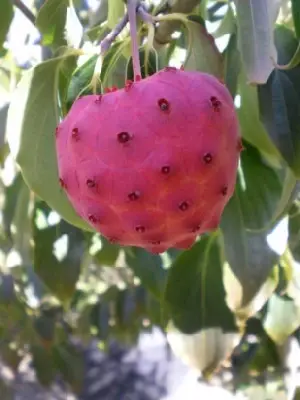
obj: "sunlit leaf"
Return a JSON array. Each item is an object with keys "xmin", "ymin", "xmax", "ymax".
[
  {"xmin": 233, "ymin": 0, "xmax": 279, "ymax": 84},
  {"xmin": 36, "ymin": 0, "xmax": 68, "ymax": 48},
  {"xmin": 264, "ymin": 294, "xmax": 300, "ymax": 345},
  {"xmin": 108, "ymin": 0, "xmax": 124, "ymax": 29},
  {"xmin": 184, "ymin": 15, "xmax": 223, "ymax": 78},
  {"xmin": 167, "ymin": 323, "xmax": 241, "ymax": 377},
  {"xmin": 6, "ymin": 55, "xmax": 93, "ymax": 231}
]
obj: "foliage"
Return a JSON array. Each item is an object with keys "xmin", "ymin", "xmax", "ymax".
[{"xmin": 1, "ymin": 0, "xmax": 300, "ymax": 397}]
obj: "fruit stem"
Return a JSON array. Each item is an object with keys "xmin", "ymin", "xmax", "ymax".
[{"xmin": 127, "ymin": 0, "xmax": 142, "ymax": 80}]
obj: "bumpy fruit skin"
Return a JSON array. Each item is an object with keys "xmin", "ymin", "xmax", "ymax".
[{"xmin": 56, "ymin": 67, "xmax": 241, "ymax": 254}]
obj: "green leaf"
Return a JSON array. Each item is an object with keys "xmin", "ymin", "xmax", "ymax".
[
  {"xmin": 258, "ymin": 26, "xmax": 300, "ymax": 178},
  {"xmin": 66, "ymin": 41, "xmax": 127, "ymax": 111},
  {"xmin": 224, "ymin": 32, "xmax": 241, "ymax": 98},
  {"xmin": 238, "ymin": 69, "xmax": 281, "ymax": 166},
  {"xmin": 184, "ymin": 16, "xmax": 223, "ymax": 78},
  {"xmin": 58, "ymin": 55, "xmax": 78, "ymax": 116},
  {"xmin": 235, "ymin": 144, "xmax": 282, "ymax": 231},
  {"xmin": 115, "ymin": 288, "xmax": 137, "ymax": 328},
  {"xmin": 125, "ymin": 248, "xmax": 167, "ymax": 300},
  {"xmin": 108, "ymin": 0, "xmax": 124, "ymax": 29},
  {"xmin": 6, "ymin": 55, "xmax": 93, "ymax": 232},
  {"xmin": 233, "ymin": 0, "xmax": 278, "ymax": 84},
  {"xmin": 0, "ymin": 274, "xmax": 29, "ymax": 342},
  {"xmin": 34, "ymin": 313, "xmax": 56, "ymax": 345},
  {"xmin": 258, "ymin": 69, "xmax": 300, "ymax": 177},
  {"xmin": 0, "ymin": 343, "xmax": 22, "ymax": 372},
  {"xmin": 36, "ymin": 0, "xmax": 68, "ymax": 48},
  {"xmin": 2, "ymin": 173, "xmax": 24, "ymax": 241},
  {"xmin": 0, "ymin": 0, "xmax": 13, "ymax": 51},
  {"xmin": 0, "ymin": 103, "xmax": 9, "ymax": 149},
  {"xmin": 12, "ymin": 178, "xmax": 31, "ymax": 262},
  {"xmin": 272, "ymin": 168, "xmax": 299, "ymax": 223},
  {"xmin": 164, "ymin": 235, "xmax": 237, "ymax": 334},
  {"xmin": 53, "ymin": 341, "xmax": 85, "ymax": 394},
  {"xmin": 292, "ymin": 0, "xmax": 300, "ymax": 39},
  {"xmin": 33, "ymin": 204, "xmax": 85, "ymax": 303},
  {"xmin": 263, "ymin": 294, "xmax": 300, "ymax": 345},
  {"xmin": 66, "ymin": 55, "xmax": 98, "ymax": 111},
  {"xmin": 220, "ymin": 192, "xmax": 279, "ymax": 308},
  {"xmin": 31, "ymin": 345, "xmax": 57, "ymax": 387},
  {"xmin": 288, "ymin": 204, "xmax": 300, "ymax": 262},
  {"xmin": 94, "ymin": 236, "xmax": 120, "ymax": 266}
]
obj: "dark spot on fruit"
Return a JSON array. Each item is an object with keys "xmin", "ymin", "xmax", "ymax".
[
  {"xmin": 125, "ymin": 80, "xmax": 133, "ymax": 92},
  {"xmin": 151, "ymin": 240, "xmax": 161, "ymax": 245},
  {"xmin": 59, "ymin": 178, "xmax": 66, "ymax": 189},
  {"xmin": 158, "ymin": 98, "xmax": 170, "ymax": 112},
  {"xmin": 203, "ymin": 153, "xmax": 213, "ymax": 164},
  {"xmin": 161, "ymin": 165, "xmax": 170, "ymax": 174},
  {"xmin": 95, "ymin": 95, "xmax": 102, "ymax": 103},
  {"xmin": 210, "ymin": 96, "xmax": 222, "ymax": 112},
  {"xmin": 135, "ymin": 225, "xmax": 145, "ymax": 233},
  {"xmin": 108, "ymin": 237, "xmax": 118, "ymax": 244},
  {"xmin": 237, "ymin": 139, "xmax": 244, "ymax": 152},
  {"xmin": 128, "ymin": 191, "xmax": 140, "ymax": 201},
  {"xmin": 55, "ymin": 127, "xmax": 59, "ymax": 136},
  {"xmin": 192, "ymin": 224, "xmax": 201, "ymax": 233},
  {"xmin": 179, "ymin": 201, "xmax": 189, "ymax": 211},
  {"xmin": 86, "ymin": 179, "xmax": 96, "ymax": 188},
  {"xmin": 72, "ymin": 127, "xmax": 79, "ymax": 141},
  {"xmin": 164, "ymin": 66, "xmax": 177, "ymax": 72},
  {"xmin": 88, "ymin": 214, "xmax": 97, "ymax": 223},
  {"xmin": 105, "ymin": 87, "xmax": 117, "ymax": 93},
  {"xmin": 117, "ymin": 131, "xmax": 131, "ymax": 143},
  {"xmin": 221, "ymin": 186, "xmax": 228, "ymax": 196}
]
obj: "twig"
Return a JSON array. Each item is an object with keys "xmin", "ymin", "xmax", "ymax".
[
  {"xmin": 137, "ymin": 3, "xmax": 156, "ymax": 25},
  {"xmin": 12, "ymin": 0, "xmax": 36, "ymax": 25},
  {"xmin": 100, "ymin": 13, "xmax": 129, "ymax": 53}
]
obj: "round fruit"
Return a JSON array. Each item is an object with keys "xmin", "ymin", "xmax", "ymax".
[{"xmin": 56, "ymin": 67, "xmax": 241, "ymax": 254}]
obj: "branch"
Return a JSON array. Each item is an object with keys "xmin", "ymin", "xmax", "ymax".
[
  {"xmin": 153, "ymin": 0, "xmax": 199, "ymax": 48},
  {"xmin": 12, "ymin": 0, "xmax": 36, "ymax": 25},
  {"xmin": 100, "ymin": 13, "xmax": 128, "ymax": 53}
]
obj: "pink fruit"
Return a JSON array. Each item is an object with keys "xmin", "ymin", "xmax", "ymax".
[{"xmin": 55, "ymin": 67, "xmax": 241, "ymax": 254}]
